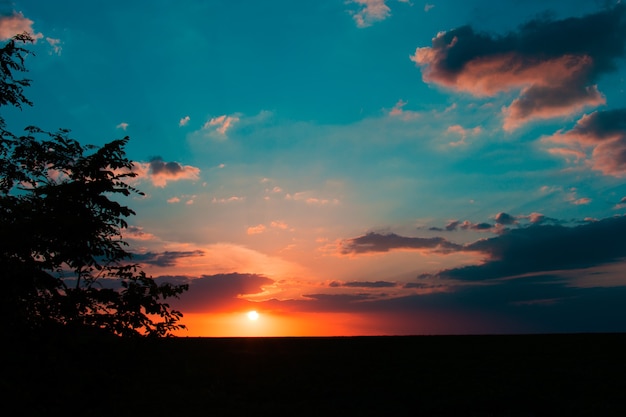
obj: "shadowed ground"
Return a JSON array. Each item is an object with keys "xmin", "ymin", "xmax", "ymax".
[{"xmin": 4, "ymin": 334, "xmax": 626, "ymax": 416}]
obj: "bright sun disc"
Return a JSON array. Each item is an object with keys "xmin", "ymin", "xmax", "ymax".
[{"xmin": 247, "ymin": 310, "xmax": 259, "ymax": 321}]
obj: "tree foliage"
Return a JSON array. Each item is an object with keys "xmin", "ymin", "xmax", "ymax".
[{"xmin": 0, "ymin": 34, "xmax": 188, "ymax": 337}]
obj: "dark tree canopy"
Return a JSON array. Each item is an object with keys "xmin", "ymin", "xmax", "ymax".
[{"xmin": 0, "ymin": 34, "xmax": 188, "ymax": 338}]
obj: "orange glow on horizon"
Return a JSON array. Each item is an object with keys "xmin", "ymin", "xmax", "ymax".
[{"xmin": 173, "ymin": 311, "xmax": 392, "ymax": 337}]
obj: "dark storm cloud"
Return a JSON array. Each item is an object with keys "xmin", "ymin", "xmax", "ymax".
[
  {"xmin": 132, "ymin": 250, "xmax": 204, "ymax": 267},
  {"xmin": 329, "ymin": 280, "xmax": 398, "ymax": 288},
  {"xmin": 167, "ymin": 273, "xmax": 274, "ymax": 312},
  {"xmin": 545, "ymin": 108, "xmax": 626, "ymax": 176},
  {"xmin": 412, "ymin": 5, "xmax": 626, "ymax": 129},
  {"xmin": 340, "ymin": 232, "xmax": 462, "ymax": 254}
]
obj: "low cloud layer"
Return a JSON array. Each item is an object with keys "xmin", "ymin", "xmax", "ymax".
[
  {"xmin": 412, "ymin": 5, "xmax": 626, "ymax": 130},
  {"xmin": 340, "ymin": 232, "xmax": 462, "ymax": 254}
]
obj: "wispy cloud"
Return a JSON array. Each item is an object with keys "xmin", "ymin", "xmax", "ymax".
[
  {"xmin": 45, "ymin": 37, "xmax": 61, "ymax": 55},
  {"xmin": 179, "ymin": 115, "xmax": 190, "ymax": 127},
  {"xmin": 411, "ymin": 5, "xmax": 626, "ymax": 130},
  {"xmin": 116, "ymin": 122, "xmax": 129, "ymax": 131}
]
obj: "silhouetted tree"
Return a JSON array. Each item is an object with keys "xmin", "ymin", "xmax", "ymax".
[{"xmin": 0, "ymin": 34, "xmax": 188, "ymax": 337}]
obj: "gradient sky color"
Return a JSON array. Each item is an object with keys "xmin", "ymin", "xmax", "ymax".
[{"xmin": 3, "ymin": 0, "xmax": 626, "ymax": 336}]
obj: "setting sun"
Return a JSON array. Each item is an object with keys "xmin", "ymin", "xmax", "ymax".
[{"xmin": 247, "ymin": 311, "xmax": 260, "ymax": 321}]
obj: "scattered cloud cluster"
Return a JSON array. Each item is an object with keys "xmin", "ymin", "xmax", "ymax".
[{"xmin": 412, "ymin": 5, "xmax": 626, "ymax": 131}]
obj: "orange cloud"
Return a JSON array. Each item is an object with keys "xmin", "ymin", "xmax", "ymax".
[{"xmin": 0, "ymin": 12, "xmax": 43, "ymax": 41}]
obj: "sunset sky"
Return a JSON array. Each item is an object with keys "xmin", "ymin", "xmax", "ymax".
[{"xmin": 3, "ymin": 0, "xmax": 626, "ymax": 336}]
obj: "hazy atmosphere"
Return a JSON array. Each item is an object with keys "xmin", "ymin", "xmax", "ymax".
[{"xmin": 4, "ymin": 0, "xmax": 626, "ymax": 336}]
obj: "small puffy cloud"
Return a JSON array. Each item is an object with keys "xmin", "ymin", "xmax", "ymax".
[
  {"xmin": 0, "ymin": 11, "xmax": 43, "ymax": 41},
  {"xmin": 179, "ymin": 116, "xmax": 190, "ymax": 127},
  {"xmin": 133, "ymin": 157, "xmax": 201, "ymax": 188},
  {"xmin": 203, "ymin": 114, "xmax": 239, "ymax": 136},
  {"xmin": 424, "ymin": 4, "xmax": 435, "ymax": 12},
  {"xmin": 543, "ymin": 109, "xmax": 626, "ymax": 177},
  {"xmin": 247, "ymin": 224, "xmax": 267, "ymax": 235},
  {"xmin": 349, "ymin": 0, "xmax": 391, "ymax": 28},
  {"xmin": 116, "ymin": 122, "xmax": 129, "ymax": 131},
  {"xmin": 167, "ymin": 197, "xmax": 181, "ymax": 203},
  {"xmin": 446, "ymin": 124, "xmax": 481, "ymax": 146},
  {"xmin": 411, "ymin": 6, "xmax": 626, "ymax": 130}
]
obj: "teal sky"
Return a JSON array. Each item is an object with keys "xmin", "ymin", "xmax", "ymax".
[{"xmin": 3, "ymin": 1, "xmax": 626, "ymax": 336}]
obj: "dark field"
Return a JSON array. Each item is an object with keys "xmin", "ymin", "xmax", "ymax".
[{"xmin": 4, "ymin": 333, "xmax": 626, "ymax": 416}]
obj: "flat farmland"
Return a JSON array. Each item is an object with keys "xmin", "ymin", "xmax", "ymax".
[{"xmin": 5, "ymin": 334, "xmax": 626, "ymax": 416}]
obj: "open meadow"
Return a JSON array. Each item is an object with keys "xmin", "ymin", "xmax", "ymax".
[{"xmin": 4, "ymin": 333, "xmax": 626, "ymax": 416}]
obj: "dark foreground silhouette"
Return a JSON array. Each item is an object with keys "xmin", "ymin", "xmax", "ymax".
[{"xmin": 4, "ymin": 333, "xmax": 625, "ymax": 416}]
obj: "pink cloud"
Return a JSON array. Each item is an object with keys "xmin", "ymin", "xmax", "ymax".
[
  {"xmin": 543, "ymin": 109, "xmax": 626, "ymax": 177},
  {"xmin": 349, "ymin": 0, "xmax": 391, "ymax": 28},
  {"xmin": 179, "ymin": 116, "xmax": 190, "ymax": 127},
  {"xmin": 0, "ymin": 12, "xmax": 43, "ymax": 41},
  {"xmin": 204, "ymin": 114, "xmax": 239, "ymax": 135}
]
